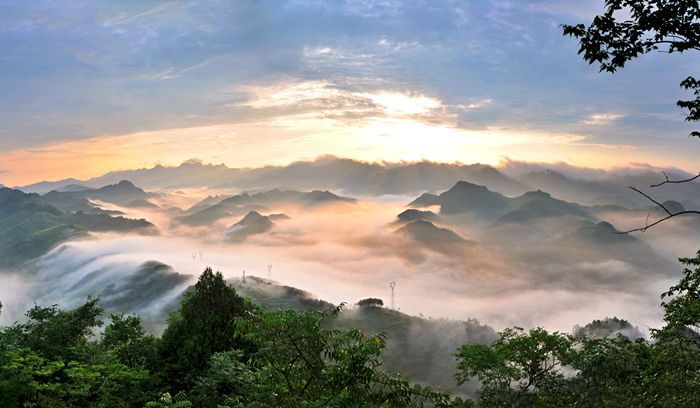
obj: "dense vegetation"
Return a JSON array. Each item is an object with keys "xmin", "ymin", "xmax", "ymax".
[
  {"xmin": 0, "ymin": 268, "xmax": 472, "ymax": 407},
  {"xmin": 456, "ymin": 251, "xmax": 700, "ymax": 407},
  {"xmin": 1, "ymin": 251, "xmax": 700, "ymax": 407},
  {"xmin": 0, "ymin": 187, "xmax": 154, "ymax": 267}
]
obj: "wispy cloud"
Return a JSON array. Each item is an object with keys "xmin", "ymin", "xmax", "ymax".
[
  {"xmin": 103, "ymin": 3, "xmax": 176, "ymax": 27},
  {"xmin": 456, "ymin": 99, "xmax": 493, "ymax": 110},
  {"xmin": 583, "ymin": 113, "xmax": 623, "ymax": 125},
  {"xmin": 144, "ymin": 57, "xmax": 224, "ymax": 81}
]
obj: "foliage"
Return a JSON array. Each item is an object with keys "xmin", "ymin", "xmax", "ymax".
[
  {"xmin": 455, "ymin": 327, "xmax": 574, "ymax": 407},
  {"xmin": 356, "ymin": 297, "xmax": 384, "ymax": 308},
  {"xmin": 4, "ymin": 252, "xmax": 700, "ymax": 406},
  {"xmin": 187, "ymin": 305, "xmax": 472, "ymax": 407},
  {"xmin": 156, "ymin": 267, "xmax": 255, "ymax": 391},
  {"xmin": 562, "ymin": 0, "xmax": 700, "ymax": 135},
  {"xmin": 0, "ymin": 298, "xmax": 155, "ymax": 407},
  {"xmin": 145, "ymin": 392, "xmax": 193, "ymax": 408},
  {"xmin": 0, "ymin": 268, "xmax": 471, "ymax": 407},
  {"xmin": 457, "ymin": 251, "xmax": 700, "ymax": 407}
]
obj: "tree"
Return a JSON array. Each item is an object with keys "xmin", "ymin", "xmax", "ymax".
[
  {"xmin": 5, "ymin": 296, "xmax": 103, "ymax": 361},
  {"xmin": 157, "ymin": 267, "xmax": 255, "ymax": 390},
  {"xmin": 191, "ymin": 305, "xmax": 472, "ymax": 407},
  {"xmin": 0, "ymin": 298, "xmax": 154, "ymax": 407},
  {"xmin": 356, "ymin": 298, "xmax": 384, "ymax": 308},
  {"xmin": 563, "ymin": 0, "xmax": 699, "ymax": 128},
  {"xmin": 456, "ymin": 252, "xmax": 700, "ymax": 407},
  {"xmin": 102, "ymin": 313, "xmax": 159, "ymax": 371},
  {"xmin": 455, "ymin": 327, "xmax": 575, "ymax": 407},
  {"xmin": 563, "ymin": 0, "xmax": 700, "ymax": 232}
]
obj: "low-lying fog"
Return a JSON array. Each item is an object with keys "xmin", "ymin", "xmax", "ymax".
[{"xmin": 1, "ymin": 190, "xmax": 691, "ymax": 337}]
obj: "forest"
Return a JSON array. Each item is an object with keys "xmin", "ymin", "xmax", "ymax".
[{"xmin": 1, "ymin": 250, "xmax": 700, "ymax": 407}]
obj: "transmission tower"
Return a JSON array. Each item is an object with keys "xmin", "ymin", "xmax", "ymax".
[
  {"xmin": 199, "ymin": 250, "xmax": 204, "ymax": 260},
  {"xmin": 389, "ymin": 281, "xmax": 396, "ymax": 310},
  {"xmin": 191, "ymin": 252, "xmax": 196, "ymax": 261},
  {"xmin": 267, "ymin": 264, "xmax": 272, "ymax": 280},
  {"xmin": 242, "ymin": 269, "xmax": 246, "ymax": 284}
]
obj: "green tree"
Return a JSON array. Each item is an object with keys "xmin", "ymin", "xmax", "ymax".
[
  {"xmin": 145, "ymin": 391, "xmax": 193, "ymax": 408},
  {"xmin": 562, "ymin": 0, "xmax": 700, "ymax": 134},
  {"xmin": 191, "ymin": 305, "xmax": 473, "ymax": 407},
  {"xmin": 5, "ymin": 297, "xmax": 103, "ymax": 361},
  {"xmin": 0, "ymin": 298, "xmax": 154, "ymax": 407},
  {"xmin": 102, "ymin": 313, "xmax": 159, "ymax": 370},
  {"xmin": 455, "ymin": 327, "xmax": 574, "ymax": 407},
  {"xmin": 563, "ymin": 0, "xmax": 700, "ymax": 231},
  {"xmin": 157, "ymin": 267, "xmax": 255, "ymax": 390},
  {"xmin": 456, "ymin": 252, "xmax": 700, "ymax": 407}
]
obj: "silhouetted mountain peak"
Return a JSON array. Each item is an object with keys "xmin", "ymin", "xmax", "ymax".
[
  {"xmin": 305, "ymin": 190, "xmax": 353, "ymax": 203},
  {"xmin": 95, "ymin": 180, "xmax": 145, "ymax": 195},
  {"xmin": 396, "ymin": 209, "xmax": 442, "ymax": 224},
  {"xmin": 439, "ymin": 180, "xmax": 509, "ymax": 215},
  {"xmin": 661, "ymin": 200, "xmax": 686, "ymax": 214},
  {"xmin": 520, "ymin": 189, "xmax": 551, "ymax": 199},
  {"xmin": 569, "ymin": 221, "xmax": 635, "ymax": 243},
  {"xmin": 226, "ymin": 211, "xmax": 275, "ymax": 242},
  {"xmin": 409, "ymin": 193, "xmax": 441, "ymax": 207},
  {"xmin": 237, "ymin": 210, "xmax": 266, "ymax": 225},
  {"xmin": 450, "ymin": 180, "xmax": 487, "ymax": 191},
  {"xmin": 398, "ymin": 220, "xmax": 469, "ymax": 245}
]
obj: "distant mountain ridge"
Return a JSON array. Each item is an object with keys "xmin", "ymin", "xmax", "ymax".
[
  {"xmin": 38, "ymin": 180, "xmax": 157, "ymax": 216},
  {"xmin": 18, "ymin": 157, "xmax": 528, "ymax": 197},
  {"xmin": 178, "ymin": 188, "xmax": 352, "ymax": 226},
  {"xmin": 0, "ymin": 187, "xmax": 155, "ymax": 267},
  {"xmin": 16, "ymin": 157, "xmax": 700, "ymax": 212},
  {"xmin": 410, "ymin": 181, "xmax": 596, "ymax": 225},
  {"xmin": 226, "ymin": 211, "xmax": 282, "ymax": 242}
]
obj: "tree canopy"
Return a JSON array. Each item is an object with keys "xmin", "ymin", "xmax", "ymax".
[{"xmin": 562, "ymin": 0, "xmax": 700, "ymax": 135}]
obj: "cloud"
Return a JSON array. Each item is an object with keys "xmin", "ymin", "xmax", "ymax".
[
  {"xmin": 103, "ymin": 3, "xmax": 176, "ymax": 26},
  {"xmin": 360, "ymin": 92, "xmax": 442, "ymax": 115},
  {"xmin": 2, "ymin": 190, "xmax": 685, "ymax": 334},
  {"xmin": 143, "ymin": 57, "xmax": 225, "ymax": 81},
  {"xmin": 1, "ymin": 0, "xmax": 698, "ymax": 172},
  {"xmin": 456, "ymin": 99, "xmax": 493, "ymax": 110},
  {"xmin": 583, "ymin": 113, "xmax": 624, "ymax": 125},
  {"xmin": 237, "ymin": 79, "xmax": 445, "ymax": 122}
]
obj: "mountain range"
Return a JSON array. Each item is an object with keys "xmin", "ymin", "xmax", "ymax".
[
  {"xmin": 409, "ymin": 181, "xmax": 596, "ymax": 225},
  {"xmin": 178, "ymin": 188, "xmax": 352, "ymax": 226},
  {"xmin": 0, "ymin": 187, "xmax": 155, "ymax": 267},
  {"xmin": 16, "ymin": 158, "xmax": 700, "ymax": 211}
]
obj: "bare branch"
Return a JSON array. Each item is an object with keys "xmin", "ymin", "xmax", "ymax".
[
  {"xmin": 614, "ymin": 211, "xmax": 700, "ymax": 234},
  {"xmin": 650, "ymin": 171, "xmax": 700, "ymax": 188},
  {"xmin": 628, "ymin": 186, "xmax": 672, "ymax": 216},
  {"xmin": 614, "ymin": 186, "xmax": 700, "ymax": 234}
]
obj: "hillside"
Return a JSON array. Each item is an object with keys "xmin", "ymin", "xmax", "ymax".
[
  {"xmin": 227, "ymin": 276, "xmax": 495, "ymax": 394},
  {"xmin": 178, "ymin": 188, "xmax": 352, "ymax": 226},
  {"xmin": 409, "ymin": 181, "xmax": 596, "ymax": 225},
  {"xmin": 0, "ymin": 187, "xmax": 155, "ymax": 267}
]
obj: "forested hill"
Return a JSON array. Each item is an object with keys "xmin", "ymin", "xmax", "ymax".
[
  {"xmin": 3, "ymin": 255, "xmax": 700, "ymax": 407},
  {"xmin": 0, "ymin": 187, "xmax": 155, "ymax": 267}
]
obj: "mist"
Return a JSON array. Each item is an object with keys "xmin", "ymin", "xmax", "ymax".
[{"xmin": 1, "ymin": 190, "xmax": 686, "ymax": 334}]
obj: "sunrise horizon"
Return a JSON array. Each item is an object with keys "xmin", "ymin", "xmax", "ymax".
[{"xmin": 2, "ymin": 2, "xmax": 699, "ymax": 405}]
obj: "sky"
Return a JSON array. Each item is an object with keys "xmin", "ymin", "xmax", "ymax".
[{"xmin": 0, "ymin": 0, "xmax": 698, "ymax": 186}]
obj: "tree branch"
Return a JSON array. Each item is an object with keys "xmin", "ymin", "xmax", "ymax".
[
  {"xmin": 650, "ymin": 171, "xmax": 700, "ymax": 188},
  {"xmin": 614, "ymin": 186, "xmax": 700, "ymax": 234},
  {"xmin": 628, "ymin": 186, "xmax": 672, "ymax": 216},
  {"xmin": 614, "ymin": 210, "xmax": 700, "ymax": 234}
]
